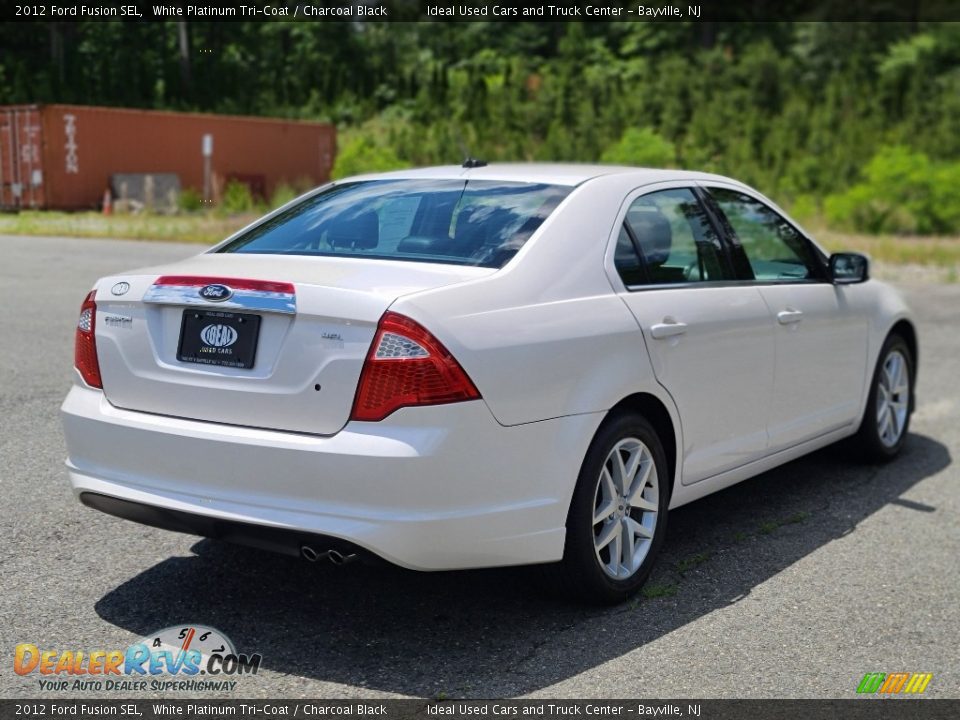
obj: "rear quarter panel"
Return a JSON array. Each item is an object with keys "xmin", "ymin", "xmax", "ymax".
[{"xmin": 392, "ymin": 174, "xmax": 677, "ymax": 429}]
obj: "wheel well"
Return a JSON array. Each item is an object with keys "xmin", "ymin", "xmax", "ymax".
[
  {"xmin": 889, "ymin": 320, "xmax": 918, "ymax": 413},
  {"xmin": 609, "ymin": 393, "xmax": 678, "ymax": 493},
  {"xmin": 890, "ymin": 319, "xmax": 918, "ymax": 373}
]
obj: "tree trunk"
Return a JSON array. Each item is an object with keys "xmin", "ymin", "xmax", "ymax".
[
  {"xmin": 49, "ymin": 22, "xmax": 65, "ymax": 88},
  {"xmin": 177, "ymin": 21, "xmax": 191, "ymax": 99}
]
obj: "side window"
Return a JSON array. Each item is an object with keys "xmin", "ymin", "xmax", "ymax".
[
  {"xmin": 708, "ymin": 188, "xmax": 820, "ymax": 282},
  {"xmin": 619, "ymin": 187, "xmax": 731, "ymax": 285}
]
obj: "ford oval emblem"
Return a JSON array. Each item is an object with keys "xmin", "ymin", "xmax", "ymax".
[
  {"xmin": 198, "ymin": 284, "xmax": 232, "ymax": 302},
  {"xmin": 111, "ymin": 281, "xmax": 130, "ymax": 296},
  {"xmin": 200, "ymin": 324, "xmax": 238, "ymax": 348}
]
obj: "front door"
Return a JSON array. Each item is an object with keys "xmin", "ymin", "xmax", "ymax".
[{"xmin": 704, "ymin": 185, "xmax": 868, "ymax": 450}]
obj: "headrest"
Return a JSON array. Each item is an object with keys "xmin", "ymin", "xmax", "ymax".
[
  {"xmin": 628, "ymin": 210, "xmax": 672, "ymax": 266},
  {"xmin": 455, "ymin": 205, "xmax": 514, "ymax": 246},
  {"xmin": 327, "ymin": 209, "xmax": 379, "ymax": 250}
]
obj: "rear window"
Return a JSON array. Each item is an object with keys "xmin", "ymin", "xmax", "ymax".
[{"xmin": 218, "ymin": 179, "xmax": 571, "ymax": 268}]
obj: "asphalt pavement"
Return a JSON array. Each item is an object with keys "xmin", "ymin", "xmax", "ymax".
[{"xmin": 1, "ymin": 234, "xmax": 957, "ymax": 699}]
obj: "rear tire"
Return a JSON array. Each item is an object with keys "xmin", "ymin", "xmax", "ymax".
[
  {"xmin": 550, "ymin": 412, "xmax": 670, "ymax": 605},
  {"xmin": 851, "ymin": 333, "xmax": 913, "ymax": 462}
]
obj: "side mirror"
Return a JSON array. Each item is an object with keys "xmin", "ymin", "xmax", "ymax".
[{"xmin": 829, "ymin": 252, "xmax": 869, "ymax": 284}]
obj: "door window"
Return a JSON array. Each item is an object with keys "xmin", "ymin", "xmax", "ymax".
[
  {"xmin": 615, "ymin": 188, "xmax": 732, "ymax": 286},
  {"xmin": 707, "ymin": 188, "xmax": 821, "ymax": 282}
]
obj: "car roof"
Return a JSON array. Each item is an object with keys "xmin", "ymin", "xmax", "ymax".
[{"xmin": 342, "ymin": 163, "xmax": 745, "ymax": 188}]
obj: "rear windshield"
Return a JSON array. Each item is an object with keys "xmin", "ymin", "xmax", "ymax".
[{"xmin": 217, "ymin": 179, "xmax": 571, "ymax": 268}]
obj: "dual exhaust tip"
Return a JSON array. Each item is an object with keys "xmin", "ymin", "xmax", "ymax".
[{"xmin": 300, "ymin": 544, "xmax": 359, "ymax": 566}]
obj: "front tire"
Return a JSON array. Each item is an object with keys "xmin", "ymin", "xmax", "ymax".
[
  {"xmin": 554, "ymin": 412, "xmax": 670, "ymax": 605},
  {"xmin": 852, "ymin": 334, "xmax": 914, "ymax": 462}
]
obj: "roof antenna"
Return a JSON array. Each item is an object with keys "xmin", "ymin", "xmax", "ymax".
[{"xmin": 456, "ymin": 131, "xmax": 487, "ymax": 169}]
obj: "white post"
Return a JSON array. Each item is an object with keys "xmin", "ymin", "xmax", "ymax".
[{"xmin": 202, "ymin": 133, "xmax": 213, "ymax": 203}]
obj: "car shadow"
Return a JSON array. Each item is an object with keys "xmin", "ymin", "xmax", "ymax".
[{"xmin": 95, "ymin": 433, "xmax": 950, "ymax": 697}]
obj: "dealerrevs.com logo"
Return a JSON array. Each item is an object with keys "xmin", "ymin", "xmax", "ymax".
[{"xmin": 14, "ymin": 625, "xmax": 262, "ymax": 693}]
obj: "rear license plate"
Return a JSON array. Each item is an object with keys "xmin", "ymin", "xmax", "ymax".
[{"xmin": 177, "ymin": 309, "xmax": 261, "ymax": 369}]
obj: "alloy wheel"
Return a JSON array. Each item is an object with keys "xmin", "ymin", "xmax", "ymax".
[
  {"xmin": 877, "ymin": 349, "xmax": 910, "ymax": 448},
  {"xmin": 592, "ymin": 438, "xmax": 659, "ymax": 579}
]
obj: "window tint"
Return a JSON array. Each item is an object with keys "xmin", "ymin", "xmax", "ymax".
[
  {"xmin": 620, "ymin": 188, "xmax": 731, "ymax": 285},
  {"xmin": 219, "ymin": 179, "xmax": 571, "ymax": 269},
  {"xmin": 708, "ymin": 188, "xmax": 819, "ymax": 282},
  {"xmin": 614, "ymin": 225, "xmax": 646, "ymax": 286}
]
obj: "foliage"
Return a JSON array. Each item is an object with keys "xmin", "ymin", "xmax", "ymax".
[
  {"xmin": 0, "ymin": 211, "xmax": 251, "ymax": 244},
  {"xmin": 4, "ymin": 21, "xmax": 960, "ymax": 234},
  {"xmin": 178, "ymin": 187, "xmax": 203, "ymax": 213},
  {"xmin": 825, "ymin": 146, "xmax": 960, "ymax": 235},
  {"xmin": 787, "ymin": 195, "xmax": 819, "ymax": 225},
  {"xmin": 601, "ymin": 128, "xmax": 676, "ymax": 168},
  {"xmin": 331, "ymin": 135, "xmax": 408, "ymax": 179},
  {"xmin": 220, "ymin": 180, "xmax": 255, "ymax": 215},
  {"xmin": 269, "ymin": 183, "xmax": 299, "ymax": 209}
]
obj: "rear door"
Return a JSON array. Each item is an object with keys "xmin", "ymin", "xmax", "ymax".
[
  {"xmin": 703, "ymin": 184, "xmax": 868, "ymax": 450},
  {"xmin": 610, "ymin": 184, "xmax": 776, "ymax": 485}
]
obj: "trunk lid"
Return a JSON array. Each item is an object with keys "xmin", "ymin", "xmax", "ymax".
[{"xmin": 93, "ymin": 253, "xmax": 493, "ymax": 435}]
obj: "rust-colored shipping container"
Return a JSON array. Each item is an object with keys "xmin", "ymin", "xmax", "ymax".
[{"xmin": 0, "ymin": 104, "xmax": 336, "ymax": 210}]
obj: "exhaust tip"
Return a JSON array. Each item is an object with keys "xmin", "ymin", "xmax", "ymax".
[
  {"xmin": 301, "ymin": 545, "xmax": 359, "ymax": 566},
  {"xmin": 328, "ymin": 549, "xmax": 359, "ymax": 566},
  {"xmin": 301, "ymin": 545, "xmax": 328, "ymax": 563}
]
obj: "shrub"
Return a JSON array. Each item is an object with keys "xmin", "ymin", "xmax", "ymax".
[
  {"xmin": 825, "ymin": 145, "xmax": 960, "ymax": 235},
  {"xmin": 178, "ymin": 187, "xmax": 203, "ymax": 213},
  {"xmin": 601, "ymin": 127, "xmax": 676, "ymax": 168},
  {"xmin": 269, "ymin": 183, "xmax": 299, "ymax": 210},
  {"xmin": 331, "ymin": 135, "xmax": 408, "ymax": 179},
  {"xmin": 787, "ymin": 194, "xmax": 819, "ymax": 224},
  {"xmin": 220, "ymin": 180, "xmax": 255, "ymax": 215}
]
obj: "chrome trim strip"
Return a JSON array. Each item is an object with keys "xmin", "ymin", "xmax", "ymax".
[
  {"xmin": 623, "ymin": 278, "xmax": 826, "ymax": 293},
  {"xmin": 142, "ymin": 285, "xmax": 297, "ymax": 314}
]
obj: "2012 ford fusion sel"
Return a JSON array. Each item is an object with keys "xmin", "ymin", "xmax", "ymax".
[{"xmin": 61, "ymin": 164, "xmax": 917, "ymax": 603}]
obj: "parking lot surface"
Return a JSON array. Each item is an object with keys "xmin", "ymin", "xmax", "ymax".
[{"xmin": 1, "ymin": 234, "xmax": 957, "ymax": 699}]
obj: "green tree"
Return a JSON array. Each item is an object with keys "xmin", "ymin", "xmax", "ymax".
[
  {"xmin": 601, "ymin": 128, "xmax": 676, "ymax": 168},
  {"xmin": 825, "ymin": 146, "xmax": 960, "ymax": 235},
  {"xmin": 331, "ymin": 135, "xmax": 408, "ymax": 179}
]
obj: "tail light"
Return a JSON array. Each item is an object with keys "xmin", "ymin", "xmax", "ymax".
[
  {"xmin": 74, "ymin": 290, "xmax": 102, "ymax": 389},
  {"xmin": 351, "ymin": 312, "xmax": 480, "ymax": 422}
]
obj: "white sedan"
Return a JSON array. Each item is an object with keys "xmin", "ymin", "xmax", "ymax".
[{"xmin": 62, "ymin": 164, "xmax": 917, "ymax": 603}]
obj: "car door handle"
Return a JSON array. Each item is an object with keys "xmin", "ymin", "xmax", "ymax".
[
  {"xmin": 650, "ymin": 320, "xmax": 688, "ymax": 339},
  {"xmin": 777, "ymin": 309, "xmax": 804, "ymax": 325}
]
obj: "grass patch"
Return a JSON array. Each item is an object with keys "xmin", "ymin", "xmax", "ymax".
[
  {"xmin": 0, "ymin": 210, "xmax": 257, "ymax": 245},
  {"xmin": 641, "ymin": 583, "xmax": 678, "ymax": 599},
  {"xmin": 813, "ymin": 225, "xmax": 960, "ymax": 269},
  {"xmin": 733, "ymin": 531, "xmax": 748, "ymax": 543},
  {"xmin": 676, "ymin": 552, "xmax": 711, "ymax": 574},
  {"xmin": 757, "ymin": 510, "xmax": 812, "ymax": 535},
  {"xmin": 1, "ymin": 211, "xmax": 958, "ymax": 271}
]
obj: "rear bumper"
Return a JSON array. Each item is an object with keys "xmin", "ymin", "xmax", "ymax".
[
  {"xmin": 61, "ymin": 385, "xmax": 601, "ymax": 570},
  {"xmin": 78, "ymin": 492, "xmax": 373, "ymax": 563}
]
